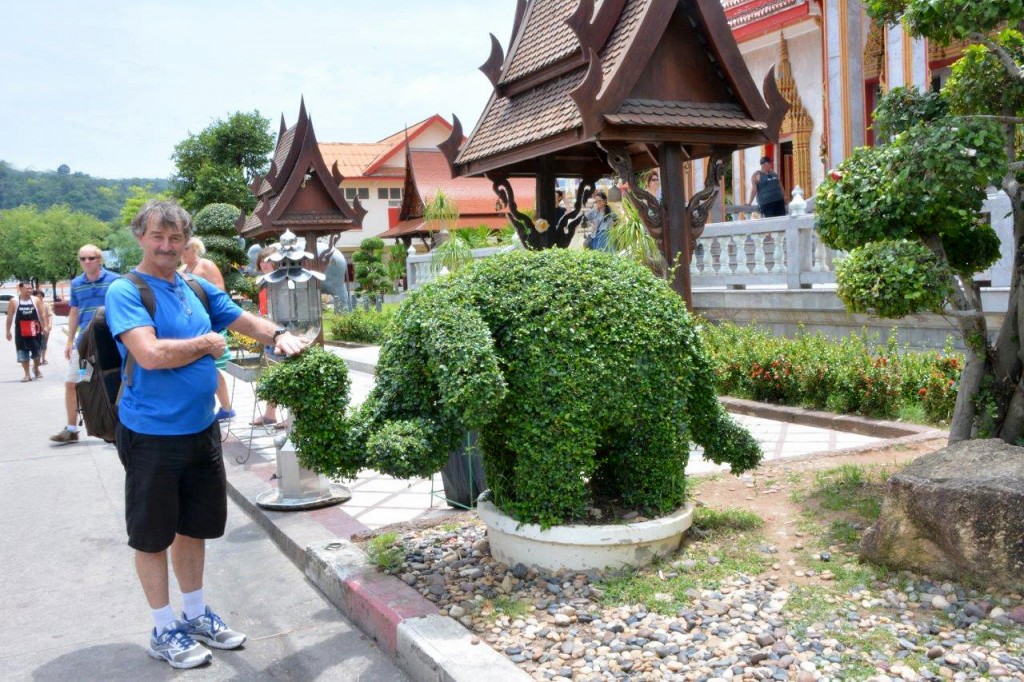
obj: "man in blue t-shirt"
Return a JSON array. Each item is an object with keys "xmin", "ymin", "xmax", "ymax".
[
  {"xmin": 50, "ymin": 244, "xmax": 120, "ymax": 445},
  {"xmin": 105, "ymin": 200, "xmax": 308, "ymax": 669}
]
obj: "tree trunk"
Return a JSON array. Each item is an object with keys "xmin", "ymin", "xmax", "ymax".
[
  {"xmin": 947, "ymin": 279, "xmax": 989, "ymax": 443},
  {"xmin": 922, "ymin": 235, "xmax": 990, "ymax": 442},
  {"xmin": 993, "ymin": 164, "xmax": 1024, "ymax": 442}
]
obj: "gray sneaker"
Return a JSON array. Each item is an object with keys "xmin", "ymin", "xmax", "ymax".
[
  {"xmin": 181, "ymin": 606, "xmax": 246, "ymax": 649},
  {"xmin": 49, "ymin": 428, "xmax": 79, "ymax": 445},
  {"xmin": 148, "ymin": 622, "xmax": 212, "ymax": 669}
]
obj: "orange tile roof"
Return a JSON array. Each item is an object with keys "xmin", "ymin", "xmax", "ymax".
[
  {"xmin": 378, "ymin": 216, "xmax": 512, "ymax": 239},
  {"xmin": 319, "ymin": 143, "xmax": 392, "ymax": 179},
  {"xmin": 409, "ymin": 150, "xmax": 535, "ymax": 215}
]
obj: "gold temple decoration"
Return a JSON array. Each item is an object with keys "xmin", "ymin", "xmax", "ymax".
[{"xmin": 777, "ymin": 35, "xmax": 814, "ymax": 196}]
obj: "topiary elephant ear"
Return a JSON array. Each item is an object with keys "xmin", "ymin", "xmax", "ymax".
[{"xmin": 415, "ymin": 297, "xmax": 507, "ymax": 429}]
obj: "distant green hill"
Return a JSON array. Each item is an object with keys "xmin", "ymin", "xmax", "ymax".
[{"xmin": 0, "ymin": 161, "xmax": 172, "ymax": 222}]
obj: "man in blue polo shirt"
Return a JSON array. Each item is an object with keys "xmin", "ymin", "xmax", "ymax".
[
  {"xmin": 105, "ymin": 200, "xmax": 307, "ymax": 669},
  {"xmin": 50, "ymin": 244, "xmax": 119, "ymax": 444}
]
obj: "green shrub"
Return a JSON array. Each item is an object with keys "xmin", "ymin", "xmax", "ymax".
[
  {"xmin": 352, "ymin": 249, "xmax": 761, "ymax": 527},
  {"xmin": 699, "ymin": 321, "xmax": 960, "ymax": 423},
  {"xmin": 835, "ymin": 240, "xmax": 953, "ymax": 318},
  {"xmin": 327, "ymin": 308, "xmax": 396, "ymax": 344}
]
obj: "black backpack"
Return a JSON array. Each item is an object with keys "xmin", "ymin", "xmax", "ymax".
[{"xmin": 76, "ymin": 272, "xmax": 210, "ymax": 443}]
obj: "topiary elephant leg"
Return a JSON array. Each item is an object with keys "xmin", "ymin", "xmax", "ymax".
[
  {"xmin": 502, "ymin": 432, "xmax": 596, "ymax": 527},
  {"xmin": 602, "ymin": 419, "xmax": 688, "ymax": 516}
]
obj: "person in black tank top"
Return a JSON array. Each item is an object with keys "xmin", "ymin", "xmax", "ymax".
[
  {"xmin": 5, "ymin": 282, "xmax": 43, "ymax": 381},
  {"xmin": 749, "ymin": 156, "xmax": 787, "ymax": 218}
]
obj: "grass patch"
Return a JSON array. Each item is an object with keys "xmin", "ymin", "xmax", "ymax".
[
  {"xmin": 693, "ymin": 506, "xmax": 764, "ymax": 534},
  {"xmin": 367, "ymin": 532, "xmax": 404, "ymax": 572},
  {"xmin": 808, "ymin": 464, "xmax": 884, "ymax": 521},
  {"xmin": 896, "ymin": 402, "xmax": 927, "ymax": 425},
  {"xmin": 826, "ymin": 519, "xmax": 861, "ymax": 546},
  {"xmin": 439, "ymin": 521, "xmax": 462, "ymax": 533},
  {"xmin": 483, "ymin": 596, "xmax": 532, "ymax": 622},
  {"xmin": 598, "ymin": 532, "xmax": 771, "ymax": 614}
]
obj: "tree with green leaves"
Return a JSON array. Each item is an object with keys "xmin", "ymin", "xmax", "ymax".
[
  {"xmin": 171, "ymin": 111, "xmax": 274, "ymax": 214},
  {"xmin": 192, "ymin": 203, "xmax": 250, "ymax": 295},
  {"xmin": 0, "ymin": 205, "xmax": 109, "ymax": 293},
  {"xmin": 351, "ymin": 237, "xmax": 393, "ymax": 310},
  {"xmin": 817, "ymin": 0, "xmax": 1024, "ymax": 442}
]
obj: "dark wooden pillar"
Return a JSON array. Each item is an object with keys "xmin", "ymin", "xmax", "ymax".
[
  {"xmin": 535, "ymin": 156, "xmax": 556, "ymax": 249},
  {"xmin": 659, "ymin": 143, "xmax": 692, "ymax": 308}
]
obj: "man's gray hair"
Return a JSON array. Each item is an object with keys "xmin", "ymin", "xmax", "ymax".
[{"xmin": 130, "ymin": 200, "xmax": 193, "ymax": 240}]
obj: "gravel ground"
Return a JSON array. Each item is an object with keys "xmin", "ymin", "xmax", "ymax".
[{"xmin": 377, "ymin": 518, "xmax": 1024, "ymax": 682}]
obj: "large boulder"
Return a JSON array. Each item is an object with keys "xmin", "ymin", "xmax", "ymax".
[{"xmin": 861, "ymin": 439, "xmax": 1024, "ymax": 590}]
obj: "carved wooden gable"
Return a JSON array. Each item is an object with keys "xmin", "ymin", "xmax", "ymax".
[
  {"xmin": 447, "ymin": 0, "xmax": 787, "ymax": 178},
  {"xmin": 241, "ymin": 98, "xmax": 365, "ymax": 244}
]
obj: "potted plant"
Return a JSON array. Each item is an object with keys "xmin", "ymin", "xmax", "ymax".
[{"xmin": 348, "ymin": 249, "xmax": 762, "ymax": 571}]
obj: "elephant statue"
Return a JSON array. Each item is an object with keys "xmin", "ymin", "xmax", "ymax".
[
  {"xmin": 244, "ymin": 243, "xmax": 263, "ymax": 276},
  {"xmin": 352, "ymin": 248, "xmax": 761, "ymax": 527},
  {"xmin": 322, "ymin": 249, "xmax": 354, "ymax": 313}
]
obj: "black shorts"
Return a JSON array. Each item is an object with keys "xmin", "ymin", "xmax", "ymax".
[{"xmin": 116, "ymin": 421, "xmax": 227, "ymax": 553}]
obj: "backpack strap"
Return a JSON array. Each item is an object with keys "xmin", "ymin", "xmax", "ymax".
[
  {"xmin": 120, "ymin": 272, "xmax": 158, "ymax": 389},
  {"xmin": 180, "ymin": 273, "xmax": 212, "ymax": 315}
]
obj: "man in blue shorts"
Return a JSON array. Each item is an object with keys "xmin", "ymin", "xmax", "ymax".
[
  {"xmin": 50, "ymin": 244, "xmax": 119, "ymax": 444},
  {"xmin": 105, "ymin": 200, "xmax": 307, "ymax": 669}
]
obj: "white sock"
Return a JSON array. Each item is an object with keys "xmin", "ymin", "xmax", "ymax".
[
  {"xmin": 66, "ymin": 425, "xmax": 79, "ymax": 432},
  {"xmin": 152, "ymin": 604, "xmax": 176, "ymax": 633},
  {"xmin": 182, "ymin": 588, "xmax": 206, "ymax": 620}
]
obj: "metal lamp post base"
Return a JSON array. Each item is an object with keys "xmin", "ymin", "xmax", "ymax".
[
  {"xmin": 256, "ymin": 483, "xmax": 351, "ymax": 511},
  {"xmin": 256, "ymin": 434, "xmax": 352, "ymax": 512}
]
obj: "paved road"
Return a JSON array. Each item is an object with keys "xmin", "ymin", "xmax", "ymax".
[{"xmin": 0, "ymin": 324, "xmax": 408, "ymax": 681}]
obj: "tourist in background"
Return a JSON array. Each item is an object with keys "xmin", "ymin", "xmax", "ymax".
[
  {"xmin": 6, "ymin": 282, "xmax": 44, "ymax": 382},
  {"xmin": 251, "ymin": 245, "xmax": 281, "ymax": 428},
  {"xmin": 32, "ymin": 288, "xmax": 52, "ymax": 365},
  {"xmin": 50, "ymin": 244, "xmax": 119, "ymax": 444},
  {"xmin": 585, "ymin": 191, "xmax": 615, "ymax": 251},
  {"xmin": 181, "ymin": 237, "xmax": 235, "ymax": 422},
  {"xmin": 748, "ymin": 156, "xmax": 786, "ymax": 218}
]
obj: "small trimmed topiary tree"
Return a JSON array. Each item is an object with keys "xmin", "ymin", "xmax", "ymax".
[
  {"xmin": 351, "ymin": 236, "xmax": 393, "ymax": 309},
  {"xmin": 351, "ymin": 249, "xmax": 761, "ymax": 527},
  {"xmin": 192, "ymin": 202, "xmax": 251, "ymax": 295}
]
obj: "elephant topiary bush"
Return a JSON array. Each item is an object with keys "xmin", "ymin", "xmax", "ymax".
[{"xmin": 353, "ymin": 248, "xmax": 762, "ymax": 527}]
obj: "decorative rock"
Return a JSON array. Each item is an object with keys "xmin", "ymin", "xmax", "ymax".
[
  {"xmin": 931, "ymin": 595, "xmax": 951, "ymax": 610},
  {"xmin": 861, "ymin": 440, "xmax": 1024, "ymax": 590}
]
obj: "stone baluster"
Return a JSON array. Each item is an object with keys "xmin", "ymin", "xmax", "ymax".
[
  {"xmin": 753, "ymin": 233, "xmax": 768, "ymax": 274},
  {"xmin": 772, "ymin": 233, "xmax": 785, "ymax": 273}
]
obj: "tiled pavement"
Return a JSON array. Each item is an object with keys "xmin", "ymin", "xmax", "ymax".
[{"xmin": 220, "ymin": 345, "xmax": 885, "ymax": 530}]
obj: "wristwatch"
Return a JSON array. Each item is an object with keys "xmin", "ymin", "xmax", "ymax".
[{"xmin": 271, "ymin": 327, "xmax": 288, "ymax": 341}]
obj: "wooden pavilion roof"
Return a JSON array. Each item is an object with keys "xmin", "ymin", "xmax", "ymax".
[
  {"xmin": 239, "ymin": 98, "xmax": 365, "ymax": 243},
  {"xmin": 444, "ymin": 0, "xmax": 787, "ymax": 178}
]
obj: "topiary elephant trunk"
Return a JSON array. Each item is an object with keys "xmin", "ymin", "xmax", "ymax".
[{"xmin": 352, "ymin": 249, "xmax": 761, "ymax": 527}]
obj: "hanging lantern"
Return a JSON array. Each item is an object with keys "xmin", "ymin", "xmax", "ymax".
[{"xmin": 257, "ymin": 230, "xmax": 325, "ymax": 343}]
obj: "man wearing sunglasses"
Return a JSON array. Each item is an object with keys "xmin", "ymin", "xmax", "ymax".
[{"xmin": 51, "ymin": 245, "xmax": 119, "ymax": 444}]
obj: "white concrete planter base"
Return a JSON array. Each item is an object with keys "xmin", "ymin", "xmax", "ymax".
[{"xmin": 477, "ymin": 500, "xmax": 694, "ymax": 573}]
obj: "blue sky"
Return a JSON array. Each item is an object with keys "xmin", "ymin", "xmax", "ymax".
[{"xmin": 1, "ymin": 1, "xmax": 515, "ymax": 179}]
